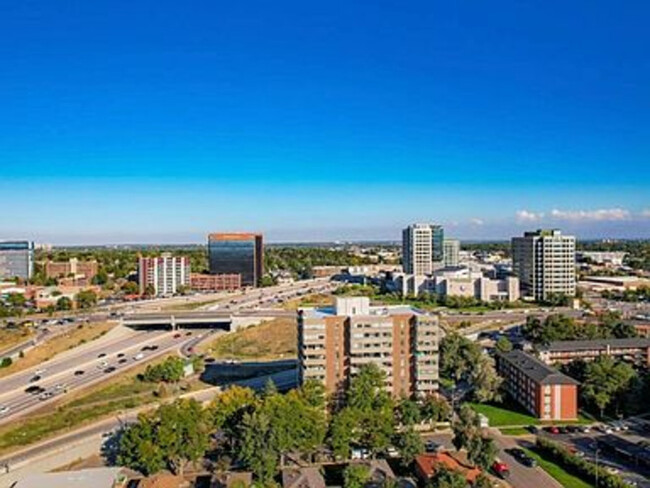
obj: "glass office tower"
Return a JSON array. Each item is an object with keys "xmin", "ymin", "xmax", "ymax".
[
  {"xmin": 0, "ymin": 241, "xmax": 34, "ymax": 280},
  {"xmin": 208, "ymin": 233, "xmax": 263, "ymax": 287}
]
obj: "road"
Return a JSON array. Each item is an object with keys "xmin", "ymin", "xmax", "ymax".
[
  {"xmin": 0, "ymin": 328, "xmax": 221, "ymax": 425},
  {"xmin": 0, "ymin": 368, "xmax": 298, "ymax": 488},
  {"xmin": 423, "ymin": 431, "xmax": 562, "ymax": 488}
]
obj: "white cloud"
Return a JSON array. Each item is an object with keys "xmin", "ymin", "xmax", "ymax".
[
  {"xmin": 549, "ymin": 208, "xmax": 630, "ymax": 222},
  {"xmin": 470, "ymin": 218, "xmax": 484, "ymax": 226},
  {"xmin": 641, "ymin": 209, "xmax": 650, "ymax": 218},
  {"xmin": 516, "ymin": 210, "xmax": 544, "ymax": 223}
]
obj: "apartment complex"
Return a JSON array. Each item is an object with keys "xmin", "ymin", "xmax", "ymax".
[
  {"xmin": 190, "ymin": 273, "xmax": 241, "ymax": 292},
  {"xmin": 208, "ymin": 233, "xmax": 263, "ymax": 287},
  {"xmin": 44, "ymin": 258, "xmax": 98, "ymax": 284},
  {"xmin": 138, "ymin": 254, "xmax": 190, "ymax": 296},
  {"xmin": 0, "ymin": 241, "xmax": 34, "ymax": 280},
  {"xmin": 443, "ymin": 239, "xmax": 460, "ymax": 268},
  {"xmin": 298, "ymin": 297, "xmax": 440, "ymax": 399},
  {"xmin": 538, "ymin": 338, "xmax": 650, "ymax": 367},
  {"xmin": 512, "ymin": 229, "xmax": 576, "ymax": 301},
  {"xmin": 496, "ymin": 350, "xmax": 578, "ymax": 421},
  {"xmin": 402, "ymin": 224, "xmax": 444, "ymax": 275}
]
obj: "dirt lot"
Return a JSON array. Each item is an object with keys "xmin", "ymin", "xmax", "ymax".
[{"xmin": 201, "ymin": 317, "xmax": 297, "ymax": 360}]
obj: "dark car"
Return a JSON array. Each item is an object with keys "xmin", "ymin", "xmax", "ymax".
[
  {"xmin": 185, "ymin": 331, "xmax": 192, "ymax": 336},
  {"xmin": 74, "ymin": 370, "xmax": 85, "ymax": 376},
  {"xmin": 25, "ymin": 385, "xmax": 45, "ymax": 395},
  {"xmin": 507, "ymin": 448, "xmax": 537, "ymax": 467},
  {"xmin": 117, "ymin": 353, "xmax": 125, "ymax": 358},
  {"xmin": 558, "ymin": 426, "xmax": 569, "ymax": 434},
  {"xmin": 29, "ymin": 375, "xmax": 41, "ymax": 383},
  {"xmin": 104, "ymin": 367, "xmax": 116, "ymax": 373},
  {"xmin": 545, "ymin": 426, "xmax": 560, "ymax": 434},
  {"xmin": 149, "ymin": 345, "xmax": 159, "ymax": 351},
  {"xmin": 97, "ymin": 353, "xmax": 107, "ymax": 358},
  {"xmin": 118, "ymin": 358, "xmax": 128, "ymax": 364}
]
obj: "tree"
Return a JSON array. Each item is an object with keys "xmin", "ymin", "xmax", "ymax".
[
  {"xmin": 298, "ymin": 379, "xmax": 327, "ymax": 409},
  {"xmin": 239, "ymin": 410, "xmax": 279, "ymax": 484},
  {"xmin": 92, "ymin": 269, "xmax": 109, "ymax": 286},
  {"xmin": 582, "ymin": 356, "xmax": 636, "ymax": 418},
  {"xmin": 56, "ymin": 296, "xmax": 73, "ymax": 311},
  {"xmin": 495, "ymin": 336, "xmax": 513, "ymax": 354},
  {"xmin": 117, "ymin": 413, "xmax": 165, "ymax": 475},
  {"xmin": 396, "ymin": 396, "xmax": 421, "ymax": 426},
  {"xmin": 472, "ymin": 473, "xmax": 493, "ymax": 488},
  {"xmin": 343, "ymin": 464, "xmax": 371, "ymax": 488},
  {"xmin": 427, "ymin": 466, "xmax": 467, "ymax": 488},
  {"xmin": 452, "ymin": 405, "xmax": 480, "ymax": 453},
  {"xmin": 209, "ymin": 385, "xmax": 257, "ymax": 448},
  {"xmin": 440, "ymin": 333, "xmax": 481, "ymax": 385},
  {"xmin": 421, "ymin": 395, "xmax": 451, "ymax": 424},
  {"xmin": 121, "ymin": 281, "xmax": 139, "ymax": 295},
  {"xmin": 395, "ymin": 426, "xmax": 424, "ymax": 466},
  {"xmin": 144, "ymin": 284, "xmax": 156, "ymax": 297},
  {"xmin": 329, "ymin": 407, "xmax": 359, "ymax": 459},
  {"xmin": 470, "ymin": 356, "xmax": 502, "ymax": 404},
  {"xmin": 75, "ymin": 289, "xmax": 97, "ymax": 309},
  {"xmin": 155, "ymin": 399, "xmax": 210, "ymax": 475},
  {"xmin": 6, "ymin": 293, "xmax": 26, "ymax": 308},
  {"xmin": 467, "ymin": 436, "xmax": 497, "ymax": 470},
  {"xmin": 142, "ymin": 356, "xmax": 185, "ymax": 383}
]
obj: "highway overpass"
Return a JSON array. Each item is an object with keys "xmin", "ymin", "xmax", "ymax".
[{"xmin": 121, "ymin": 309, "xmax": 296, "ymax": 330}]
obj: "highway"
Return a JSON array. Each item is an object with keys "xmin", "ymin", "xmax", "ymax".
[{"xmin": 0, "ymin": 328, "xmax": 220, "ymax": 425}]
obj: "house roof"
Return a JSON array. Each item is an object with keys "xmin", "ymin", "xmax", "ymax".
[
  {"xmin": 498, "ymin": 350, "xmax": 579, "ymax": 385},
  {"xmin": 415, "ymin": 452, "xmax": 481, "ymax": 483},
  {"xmin": 12, "ymin": 467, "xmax": 127, "ymax": 488},
  {"xmin": 281, "ymin": 467, "xmax": 326, "ymax": 488},
  {"xmin": 540, "ymin": 338, "xmax": 650, "ymax": 352}
]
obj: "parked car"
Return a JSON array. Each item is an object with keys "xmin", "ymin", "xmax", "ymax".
[
  {"xmin": 425, "ymin": 440, "xmax": 441, "ymax": 453},
  {"xmin": 506, "ymin": 448, "xmax": 537, "ymax": 468},
  {"xmin": 545, "ymin": 426, "xmax": 560, "ymax": 434},
  {"xmin": 74, "ymin": 370, "xmax": 85, "ymax": 376},
  {"xmin": 492, "ymin": 461, "xmax": 510, "ymax": 479}
]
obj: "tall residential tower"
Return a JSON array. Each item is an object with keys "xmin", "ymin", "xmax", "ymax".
[{"xmin": 512, "ymin": 229, "xmax": 576, "ymax": 301}]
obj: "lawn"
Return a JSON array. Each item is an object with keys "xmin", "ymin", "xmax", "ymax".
[
  {"xmin": 282, "ymin": 293, "xmax": 333, "ymax": 311},
  {"xmin": 522, "ymin": 447, "xmax": 593, "ymax": 488},
  {"xmin": 469, "ymin": 402, "xmax": 539, "ymax": 427},
  {"xmin": 201, "ymin": 317, "xmax": 297, "ymax": 360},
  {"xmin": 498, "ymin": 427, "xmax": 531, "ymax": 436}
]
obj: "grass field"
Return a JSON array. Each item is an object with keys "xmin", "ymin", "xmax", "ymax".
[
  {"xmin": 202, "ymin": 317, "xmax": 297, "ymax": 360},
  {"xmin": 282, "ymin": 293, "xmax": 333, "ymax": 310},
  {"xmin": 523, "ymin": 447, "xmax": 593, "ymax": 488},
  {"xmin": 0, "ymin": 356, "xmax": 208, "ymax": 455},
  {"xmin": 498, "ymin": 427, "xmax": 531, "ymax": 436},
  {"xmin": 469, "ymin": 402, "xmax": 539, "ymax": 427},
  {"xmin": 0, "ymin": 322, "xmax": 116, "ymax": 378},
  {"xmin": 0, "ymin": 327, "xmax": 34, "ymax": 354}
]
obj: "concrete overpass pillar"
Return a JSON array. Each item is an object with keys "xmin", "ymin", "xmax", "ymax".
[{"xmin": 170, "ymin": 315, "xmax": 176, "ymax": 331}]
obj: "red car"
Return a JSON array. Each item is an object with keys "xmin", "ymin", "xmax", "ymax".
[
  {"xmin": 173, "ymin": 333, "xmax": 181, "ymax": 338},
  {"xmin": 492, "ymin": 461, "xmax": 510, "ymax": 479},
  {"xmin": 545, "ymin": 426, "xmax": 560, "ymax": 434}
]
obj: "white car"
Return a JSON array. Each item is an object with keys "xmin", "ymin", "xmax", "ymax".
[
  {"xmin": 133, "ymin": 353, "xmax": 145, "ymax": 360},
  {"xmin": 0, "ymin": 406, "xmax": 10, "ymax": 415},
  {"xmin": 97, "ymin": 361, "xmax": 109, "ymax": 369},
  {"xmin": 35, "ymin": 368, "xmax": 46, "ymax": 375}
]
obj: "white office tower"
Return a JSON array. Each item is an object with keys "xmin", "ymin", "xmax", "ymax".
[
  {"xmin": 512, "ymin": 229, "xmax": 576, "ymax": 301},
  {"xmin": 402, "ymin": 224, "xmax": 444, "ymax": 275}
]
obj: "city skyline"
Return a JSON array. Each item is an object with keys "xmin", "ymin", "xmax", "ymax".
[{"xmin": 1, "ymin": 1, "xmax": 649, "ymax": 243}]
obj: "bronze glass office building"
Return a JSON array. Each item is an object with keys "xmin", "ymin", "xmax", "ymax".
[{"xmin": 208, "ymin": 233, "xmax": 263, "ymax": 287}]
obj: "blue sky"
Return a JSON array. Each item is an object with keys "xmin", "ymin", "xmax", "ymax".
[{"xmin": 1, "ymin": 0, "xmax": 649, "ymax": 244}]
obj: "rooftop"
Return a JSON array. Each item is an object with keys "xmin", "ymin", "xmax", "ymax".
[
  {"xmin": 540, "ymin": 338, "xmax": 650, "ymax": 352},
  {"xmin": 498, "ymin": 350, "xmax": 579, "ymax": 385}
]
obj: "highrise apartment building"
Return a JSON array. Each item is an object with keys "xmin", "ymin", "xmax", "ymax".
[
  {"xmin": 512, "ymin": 229, "xmax": 576, "ymax": 301},
  {"xmin": 443, "ymin": 239, "xmax": 460, "ymax": 268},
  {"xmin": 0, "ymin": 241, "xmax": 34, "ymax": 280},
  {"xmin": 402, "ymin": 224, "xmax": 444, "ymax": 275},
  {"xmin": 138, "ymin": 254, "xmax": 190, "ymax": 296},
  {"xmin": 208, "ymin": 233, "xmax": 264, "ymax": 287},
  {"xmin": 298, "ymin": 297, "xmax": 440, "ymax": 399}
]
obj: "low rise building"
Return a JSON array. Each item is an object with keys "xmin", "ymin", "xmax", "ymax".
[
  {"xmin": 190, "ymin": 273, "xmax": 241, "ymax": 292},
  {"xmin": 577, "ymin": 251, "xmax": 627, "ymax": 267},
  {"xmin": 298, "ymin": 297, "xmax": 440, "ymax": 399},
  {"xmin": 538, "ymin": 338, "xmax": 650, "ymax": 367},
  {"xmin": 415, "ymin": 452, "xmax": 481, "ymax": 486},
  {"xmin": 44, "ymin": 258, "xmax": 98, "ymax": 285},
  {"xmin": 394, "ymin": 267, "xmax": 519, "ymax": 302},
  {"xmin": 496, "ymin": 350, "xmax": 579, "ymax": 421}
]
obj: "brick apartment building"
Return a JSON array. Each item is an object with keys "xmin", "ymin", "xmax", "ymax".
[
  {"xmin": 44, "ymin": 258, "xmax": 98, "ymax": 284},
  {"xmin": 297, "ymin": 297, "xmax": 440, "ymax": 399},
  {"xmin": 538, "ymin": 338, "xmax": 650, "ymax": 367},
  {"xmin": 190, "ymin": 273, "xmax": 241, "ymax": 292},
  {"xmin": 496, "ymin": 350, "xmax": 579, "ymax": 421}
]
